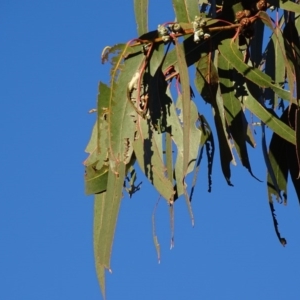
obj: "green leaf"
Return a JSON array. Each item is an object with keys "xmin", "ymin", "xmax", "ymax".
[
  {"xmin": 243, "ymin": 91, "xmax": 296, "ymax": 145},
  {"xmin": 134, "ymin": 0, "xmax": 148, "ymax": 36},
  {"xmin": 194, "ymin": 52, "xmax": 218, "ymax": 104},
  {"xmin": 133, "ymin": 117, "xmax": 174, "ymax": 202},
  {"xmin": 265, "ymin": 19, "xmax": 286, "ymax": 108},
  {"xmin": 267, "ymin": 129, "xmax": 288, "ymax": 204},
  {"xmin": 259, "ymin": 11, "xmax": 295, "ymax": 105},
  {"xmin": 279, "ymin": 0, "xmax": 300, "ymax": 13},
  {"xmin": 195, "ymin": 51, "xmax": 234, "ymax": 185},
  {"xmin": 218, "ymin": 53, "xmax": 257, "ymax": 179},
  {"xmin": 175, "ymin": 96, "xmax": 202, "ymax": 193},
  {"xmin": 97, "ymin": 82, "xmax": 110, "ymax": 154},
  {"xmin": 174, "ymin": 39, "xmax": 191, "ymax": 177},
  {"xmin": 94, "ymin": 163, "xmax": 125, "ymax": 270},
  {"xmin": 85, "ymin": 163, "xmax": 109, "ymax": 195},
  {"xmin": 94, "ymin": 192, "xmax": 107, "ymax": 300},
  {"xmin": 172, "ymin": 0, "xmax": 199, "ymax": 23},
  {"xmin": 218, "ymin": 38, "xmax": 296, "ymax": 104},
  {"xmin": 107, "ymin": 45, "xmax": 144, "ymax": 170}
]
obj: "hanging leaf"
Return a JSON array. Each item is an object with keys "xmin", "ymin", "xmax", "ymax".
[
  {"xmin": 218, "ymin": 53, "xmax": 257, "ymax": 179},
  {"xmin": 174, "ymin": 38, "xmax": 192, "ymax": 177},
  {"xmin": 195, "ymin": 52, "xmax": 234, "ymax": 185},
  {"xmin": 172, "ymin": 0, "xmax": 199, "ymax": 23},
  {"xmin": 265, "ymin": 18, "xmax": 286, "ymax": 108},
  {"xmin": 279, "ymin": 0, "xmax": 300, "ymax": 13},
  {"xmin": 94, "ymin": 192, "xmax": 107, "ymax": 300},
  {"xmin": 133, "ymin": 116, "xmax": 174, "ymax": 202},
  {"xmin": 134, "ymin": 0, "xmax": 148, "ymax": 36},
  {"xmin": 218, "ymin": 37, "xmax": 296, "ymax": 104},
  {"xmin": 85, "ymin": 3, "xmax": 300, "ymax": 297},
  {"xmin": 107, "ymin": 45, "xmax": 145, "ymax": 171},
  {"xmin": 243, "ymin": 90, "xmax": 296, "ymax": 145}
]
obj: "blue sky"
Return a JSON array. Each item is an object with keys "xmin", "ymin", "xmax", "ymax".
[{"xmin": 1, "ymin": 1, "xmax": 300, "ymax": 299}]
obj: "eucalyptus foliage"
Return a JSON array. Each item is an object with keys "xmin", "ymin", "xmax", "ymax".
[{"xmin": 84, "ymin": 1, "xmax": 300, "ymax": 298}]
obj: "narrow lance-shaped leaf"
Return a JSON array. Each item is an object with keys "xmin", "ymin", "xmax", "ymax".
[
  {"xmin": 195, "ymin": 52, "xmax": 234, "ymax": 185},
  {"xmin": 218, "ymin": 38, "xmax": 296, "ymax": 104},
  {"xmin": 170, "ymin": 92, "xmax": 202, "ymax": 194},
  {"xmin": 95, "ymin": 163, "xmax": 126, "ymax": 270},
  {"xmin": 172, "ymin": 0, "xmax": 199, "ymax": 23},
  {"xmin": 176, "ymin": 97, "xmax": 201, "ymax": 224},
  {"xmin": 174, "ymin": 38, "xmax": 191, "ymax": 178},
  {"xmin": 84, "ymin": 82, "xmax": 110, "ymax": 168},
  {"xmin": 134, "ymin": 0, "xmax": 148, "ymax": 36},
  {"xmin": 279, "ymin": 0, "xmax": 300, "ymax": 13},
  {"xmin": 267, "ymin": 122, "xmax": 288, "ymax": 205},
  {"xmin": 259, "ymin": 11, "xmax": 295, "ymax": 105},
  {"xmin": 133, "ymin": 116, "xmax": 174, "ymax": 201},
  {"xmin": 262, "ymin": 122, "xmax": 282, "ymax": 202},
  {"xmin": 94, "ymin": 192, "xmax": 107, "ymax": 300},
  {"xmin": 107, "ymin": 45, "xmax": 144, "ymax": 171},
  {"xmin": 243, "ymin": 91, "xmax": 296, "ymax": 145},
  {"xmin": 199, "ymin": 114, "xmax": 215, "ymax": 192},
  {"xmin": 265, "ymin": 19, "xmax": 286, "ymax": 108},
  {"xmin": 218, "ymin": 54, "xmax": 258, "ymax": 179},
  {"xmin": 84, "ymin": 83, "xmax": 111, "ymax": 195}
]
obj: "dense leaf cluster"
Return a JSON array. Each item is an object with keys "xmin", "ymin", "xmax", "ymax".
[{"xmin": 84, "ymin": 1, "xmax": 300, "ymax": 298}]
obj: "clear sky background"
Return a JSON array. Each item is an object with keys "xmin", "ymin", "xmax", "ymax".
[{"xmin": 1, "ymin": 1, "xmax": 300, "ymax": 299}]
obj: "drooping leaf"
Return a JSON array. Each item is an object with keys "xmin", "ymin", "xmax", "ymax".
[
  {"xmin": 279, "ymin": 0, "xmax": 300, "ymax": 13},
  {"xmin": 260, "ymin": 11, "xmax": 295, "ymax": 106},
  {"xmin": 152, "ymin": 198, "xmax": 161, "ymax": 263},
  {"xmin": 172, "ymin": 0, "xmax": 199, "ymax": 23},
  {"xmin": 195, "ymin": 51, "xmax": 234, "ymax": 185},
  {"xmin": 194, "ymin": 52, "xmax": 218, "ymax": 104},
  {"xmin": 243, "ymin": 90, "xmax": 296, "ymax": 145},
  {"xmin": 265, "ymin": 18, "xmax": 286, "ymax": 108},
  {"xmin": 133, "ymin": 116, "xmax": 174, "ymax": 201},
  {"xmin": 267, "ymin": 126, "xmax": 288, "ymax": 204},
  {"xmin": 134, "ymin": 0, "xmax": 148, "ymax": 36},
  {"xmin": 218, "ymin": 37, "xmax": 296, "ymax": 104},
  {"xmin": 174, "ymin": 38, "xmax": 192, "ymax": 177},
  {"xmin": 94, "ymin": 192, "xmax": 107, "ymax": 300},
  {"xmin": 106, "ymin": 44, "xmax": 144, "ymax": 171},
  {"xmin": 94, "ymin": 163, "xmax": 126, "ymax": 273},
  {"xmin": 218, "ymin": 53, "xmax": 257, "ymax": 179},
  {"xmin": 175, "ymin": 96, "xmax": 202, "ymax": 223}
]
